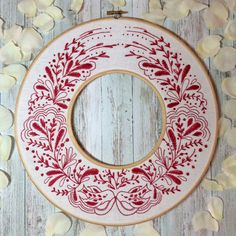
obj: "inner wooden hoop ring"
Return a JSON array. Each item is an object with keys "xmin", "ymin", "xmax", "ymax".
[{"xmin": 67, "ymin": 69, "xmax": 167, "ymax": 169}]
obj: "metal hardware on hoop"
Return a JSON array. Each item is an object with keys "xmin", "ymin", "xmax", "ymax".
[{"xmin": 107, "ymin": 10, "xmax": 128, "ymax": 19}]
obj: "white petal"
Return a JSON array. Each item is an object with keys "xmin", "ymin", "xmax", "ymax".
[
  {"xmin": 17, "ymin": 0, "xmax": 37, "ymax": 17},
  {"xmin": 33, "ymin": 13, "xmax": 55, "ymax": 33},
  {"xmin": 222, "ymin": 77, "xmax": 236, "ymax": 98},
  {"xmin": 183, "ymin": 0, "xmax": 207, "ymax": 12},
  {"xmin": 134, "ymin": 221, "xmax": 160, "ymax": 236},
  {"xmin": 223, "ymin": 99, "xmax": 236, "ymax": 119},
  {"xmin": 71, "ymin": 0, "xmax": 84, "ymax": 13},
  {"xmin": 216, "ymin": 172, "xmax": 236, "ymax": 189},
  {"xmin": 0, "ymin": 18, "xmax": 4, "ymax": 39},
  {"xmin": 222, "ymin": 155, "xmax": 236, "ymax": 178},
  {"xmin": 203, "ymin": 1, "xmax": 228, "ymax": 29},
  {"xmin": 143, "ymin": 9, "xmax": 166, "ymax": 24},
  {"xmin": 3, "ymin": 24, "xmax": 22, "ymax": 44},
  {"xmin": 163, "ymin": 0, "xmax": 190, "ymax": 21},
  {"xmin": 21, "ymin": 50, "xmax": 32, "ymax": 62},
  {"xmin": 3, "ymin": 64, "xmax": 27, "ymax": 82},
  {"xmin": 18, "ymin": 28, "xmax": 43, "ymax": 52},
  {"xmin": 149, "ymin": 0, "xmax": 162, "ymax": 10},
  {"xmin": 224, "ymin": 20, "xmax": 236, "ymax": 40},
  {"xmin": 196, "ymin": 35, "xmax": 221, "ymax": 59},
  {"xmin": 218, "ymin": 117, "xmax": 231, "ymax": 137},
  {"xmin": 0, "ymin": 74, "xmax": 16, "ymax": 92},
  {"xmin": 0, "ymin": 105, "xmax": 13, "ymax": 132},
  {"xmin": 207, "ymin": 197, "xmax": 223, "ymax": 221},
  {"xmin": 201, "ymin": 178, "xmax": 224, "ymax": 191},
  {"xmin": 225, "ymin": 0, "xmax": 236, "ymax": 14},
  {"xmin": 192, "ymin": 210, "xmax": 219, "ymax": 232},
  {"xmin": 225, "ymin": 128, "xmax": 236, "ymax": 148},
  {"xmin": 35, "ymin": 0, "xmax": 54, "ymax": 10},
  {"xmin": 109, "ymin": 0, "xmax": 126, "ymax": 7},
  {"xmin": 0, "ymin": 135, "xmax": 12, "ymax": 161},
  {"xmin": 45, "ymin": 5, "xmax": 64, "ymax": 20},
  {"xmin": 0, "ymin": 41, "xmax": 22, "ymax": 65},
  {"xmin": 79, "ymin": 223, "xmax": 106, "ymax": 236},
  {"xmin": 45, "ymin": 212, "xmax": 71, "ymax": 236},
  {"xmin": 213, "ymin": 47, "xmax": 236, "ymax": 72},
  {"xmin": 0, "ymin": 170, "xmax": 9, "ymax": 190}
]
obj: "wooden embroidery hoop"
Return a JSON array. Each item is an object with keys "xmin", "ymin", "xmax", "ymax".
[{"xmin": 15, "ymin": 16, "xmax": 219, "ymax": 226}]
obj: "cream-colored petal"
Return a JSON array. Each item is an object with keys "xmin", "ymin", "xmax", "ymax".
[
  {"xmin": 163, "ymin": 0, "xmax": 190, "ymax": 21},
  {"xmin": 18, "ymin": 28, "xmax": 43, "ymax": 52},
  {"xmin": 216, "ymin": 172, "xmax": 236, "ymax": 189},
  {"xmin": 192, "ymin": 210, "xmax": 219, "ymax": 232},
  {"xmin": 225, "ymin": 0, "xmax": 236, "ymax": 14},
  {"xmin": 213, "ymin": 47, "xmax": 236, "ymax": 72},
  {"xmin": 33, "ymin": 13, "xmax": 55, "ymax": 33},
  {"xmin": 0, "ymin": 135, "xmax": 12, "ymax": 161},
  {"xmin": 0, "ymin": 18, "xmax": 4, "ymax": 39},
  {"xmin": 0, "ymin": 105, "xmax": 13, "ymax": 132},
  {"xmin": 203, "ymin": 1, "xmax": 228, "ymax": 29},
  {"xmin": 143, "ymin": 9, "xmax": 166, "ymax": 24},
  {"xmin": 195, "ymin": 35, "xmax": 221, "ymax": 59},
  {"xmin": 109, "ymin": 0, "xmax": 126, "ymax": 7},
  {"xmin": 134, "ymin": 221, "xmax": 160, "ymax": 236},
  {"xmin": 3, "ymin": 64, "xmax": 27, "ymax": 82},
  {"xmin": 201, "ymin": 178, "xmax": 224, "ymax": 191},
  {"xmin": 3, "ymin": 24, "xmax": 22, "ymax": 44},
  {"xmin": 0, "ymin": 74, "xmax": 16, "ymax": 92},
  {"xmin": 79, "ymin": 223, "xmax": 106, "ymax": 236},
  {"xmin": 224, "ymin": 19, "xmax": 236, "ymax": 40},
  {"xmin": 70, "ymin": 0, "xmax": 84, "ymax": 13},
  {"xmin": 45, "ymin": 5, "xmax": 64, "ymax": 20},
  {"xmin": 0, "ymin": 41, "xmax": 22, "ymax": 65},
  {"xmin": 225, "ymin": 128, "xmax": 236, "ymax": 148},
  {"xmin": 222, "ymin": 155, "xmax": 236, "ymax": 178},
  {"xmin": 222, "ymin": 77, "xmax": 236, "ymax": 98},
  {"xmin": 149, "ymin": 0, "xmax": 162, "ymax": 10},
  {"xmin": 35, "ymin": 0, "xmax": 54, "ymax": 10},
  {"xmin": 17, "ymin": 0, "xmax": 37, "ymax": 17},
  {"xmin": 183, "ymin": 0, "xmax": 207, "ymax": 12},
  {"xmin": 224, "ymin": 99, "xmax": 236, "ymax": 119},
  {"xmin": 45, "ymin": 212, "xmax": 72, "ymax": 236},
  {"xmin": 207, "ymin": 197, "xmax": 223, "ymax": 221},
  {"xmin": 218, "ymin": 117, "xmax": 231, "ymax": 137},
  {"xmin": 0, "ymin": 170, "xmax": 9, "ymax": 190},
  {"xmin": 21, "ymin": 50, "xmax": 32, "ymax": 62}
]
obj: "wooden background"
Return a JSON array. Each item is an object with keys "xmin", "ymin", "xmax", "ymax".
[{"xmin": 0, "ymin": 0, "xmax": 235, "ymax": 235}]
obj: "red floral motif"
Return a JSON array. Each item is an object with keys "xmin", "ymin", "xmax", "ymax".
[{"xmin": 20, "ymin": 25, "xmax": 212, "ymax": 217}]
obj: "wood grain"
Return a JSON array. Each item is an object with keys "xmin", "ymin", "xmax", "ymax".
[{"xmin": 0, "ymin": 0, "xmax": 235, "ymax": 235}]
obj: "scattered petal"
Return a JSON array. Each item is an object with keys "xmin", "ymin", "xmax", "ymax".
[
  {"xmin": 78, "ymin": 223, "xmax": 106, "ymax": 236},
  {"xmin": 3, "ymin": 24, "xmax": 22, "ymax": 44},
  {"xmin": 195, "ymin": 35, "xmax": 221, "ymax": 59},
  {"xmin": 21, "ymin": 50, "xmax": 32, "ymax": 62},
  {"xmin": 70, "ymin": 0, "xmax": 84, "ymax": 13},
  {"xmin": 218, "ymin": 117, "xmax": 231, "ymax": 137},
  {"xmin": 224, "ymin": 19, "xmax": 236, "ymax": 40},
  {"xmin": 0, "ymin": 135, "xmax": 12, "ymax": 161},
  {"xmin": 203, "ymin": 1, "xmax": 228, "ymax": 29},
  {"xmin": 149, "ymin": 0, "xmax": 162, "ymax": 9},
  {"xmin": 35, "ymin": 0, "xmax": 54, "ymax": 10},
  {"xmin": 213, "ymin": 47, "xmax": 236, "ymax": 72},
  {"xmin": 45, "ymin": 212, "xmax": 72, "ymax": 236},
  {"xmin": 182, "ymin": 0, "xmax": 207, "ymax": 12},
  {"xmin": 17, "ymin": 0, "xmax": 37, "ymax": 17},
  {"xmin": 143, "ymin": 9, "xmax": 166, "ymax": 25},
  {"xmin": 222, "ymin": 77, "xmax": 236, "ymax": 98},
  {"xmin": 0, "ymin": 170, "xmax": 9, "ymax": 190},
  {"xmin": 3, "ymin": 64, "xmax": 27, "ymax": 82},
  {"xmin": 225, "ymin": 0, "xmax": 236, "ymax": 14},
  {"xmin": 202, "ymin": 178, "xmax": 224, "ymax": 191},
  {"xmin": 223, "ymin": 99, "xmax": 236, "ymax": 119},
  {"xmin": 0, "ymin": 41, "xmax": 22, "ymax": 65},
  {"xmin": 0, "ymin": 74, "xmax": 16, "ymax": 92},
  {"xmin": 134, "ymin": 221, "xmax": 160, "ymax": 236},
  {"xmin": 0, "ymin": 18, "xmax": 4, "ymax": 39},
  {"xmin": 222, "ymin": 155, "xmax": 236, "ymax": 178},
  {"xmin": 45, "ymin": 5, "xmax": 64, "ymax": 20},
  {"xmin": 0, "ymin": 105, "xmax": 14, "ymax": 132},
  {"xmin": 109, "ymin": 0, "xmax": 126, "ymax": 7},
  {"xmin": 192, "ymin": 210, "xmax": 219, "ymax": 232},
  {"xmin": 225, "ymin": 128, "xmax": 236, "ymax": 148},
  {"xmin": 33, "ymin": 13, "xmax": 55, "ymax": 33},
  {"xmin": 207, "ymin": 197, "xmax": 223, "ymax": 221},
  {"xmin": 216, "ymin": 172, "xmax": 236, "ymax": 189},
  {"xmin": 18, "ymin": 28, "xmax": 43, "ymax": 52}
]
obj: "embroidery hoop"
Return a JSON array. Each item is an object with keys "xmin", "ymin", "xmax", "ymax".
[{"xmin": 15, "ymin": 17, "xmax": 219, "ymax": 226}]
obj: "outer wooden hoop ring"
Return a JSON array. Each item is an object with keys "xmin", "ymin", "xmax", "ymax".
[{"xmin": 15, "ymin": 17, "xmax": 219, "ymax": 226}]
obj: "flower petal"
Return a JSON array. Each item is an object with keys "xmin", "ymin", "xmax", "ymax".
[
  {"xmin": 223, "ymin": 99, "xmax": 236, "ymax": 119},
  {"xmin": 17, "ymin": 0, "xmax": 37, "ymax": 17},
  {"xmin": 192, "ymin": 210, "xmax": 219, "ymax": 232},
  {"xmin": 0, "ymin": 135, "xmax": 12, "ymax": 161},
  {"xmin": 70, "ymin": 0, "xmax": 84, "ymax": 13},
  {"xmin": 18, "ymin": 28, "xmax": 43, "ymax": 52},
  {"xmin": 0, "ymin": 105, "xmax": 13, "ymax": 132},
  {"xmin": 213, "ymin": 47, "xmax": 236, "ymax": 72},
  {"xmin": 3, "ymin": 24, "xmax": 22, "ymax": 44},
  {"xmin": 78, "ymin": 223, "xmax": 106, "ymax": 236},
  {"xmin": 225, "ymin": 0, "xmax": 236, "ymax": 14},
  {"xmin": 3, "ymin": 64, "xmax": 27, "ymax": 82},
  {"xmin": 201, "ymin": 178, "xmax": 224, "ymax": 191},
  {"xmin": 143, "ymin": 9, "xmax": 166, "ymax": 24},
  {"xmin": 109, "ymin": 0, "xmax": 126, "ymax": 7},
  {"xmin": 0, "ymin": 74, "xmax": 16, "ymax": 92},
  {"xmin": 0, "ymin": 41, "xmax": 22, "ymax": 65},
  {"xmin": 224, "ymin": 19, "xmax": 236, "ymax": 40},
  {"xmin": 45, "ymin": 212, "xmax": 72, "ymax": 236},
  {"xmin": 216, "ymin": 172, "xmax": 236, "ymax": 189},
  {"xmin": 225, "ymin": 128, "xmax": 236, "ymax": 148},
  {"xmin": 218, "ymin": 117, "xmax": 231, "ymax": 137},
  {"xmin": 21, "ymin": 50, "xmax": 32, "ymax": 62},
  {"xmin": 33, "ymin": 13, "xmax": 55, "ymax": 33},
  {"xmin": 207, "ymin": 197, "xmax": 223, "ymax": 221},
  {"xmin": 35, "ymin": 0, "xmax": 54, "ymax": 10},
  {"xmin": 45, "ymin": 5, "xmax": 64, "ymax": 21},
  {"xmin": 149, "ymin": 0, "xmax": 162, "ymax": 9},
  {"xmin": 183, "ymin": 0, "xmax": 207, "ymax": 12},
  {"xmin": 222, "ymin": 77, "xmax": 236, "ymax": 98},
  {"xmin": 222, "ymin": 154, "xmax": 236, "ymax": 178},
  {"xmin": 0, "ymin": 170, "xmax": 9, "ymax": 190},
  {"xmin": 134, "ymin": 221, "xmax": 160, "ymax": 236}
]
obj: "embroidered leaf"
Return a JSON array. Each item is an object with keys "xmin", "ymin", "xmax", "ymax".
[
  {"xmin": 45, "ymin": 66, "xmax": 54, "ymax": 83},
  {"xmin": 181, "ymin": 64, "xmax": 191, "ymax": 82}
]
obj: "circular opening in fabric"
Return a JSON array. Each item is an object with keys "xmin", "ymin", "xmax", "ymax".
[{"xmin": 71, "ymin": 72, "xmax": 165, "ymax": 166}]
